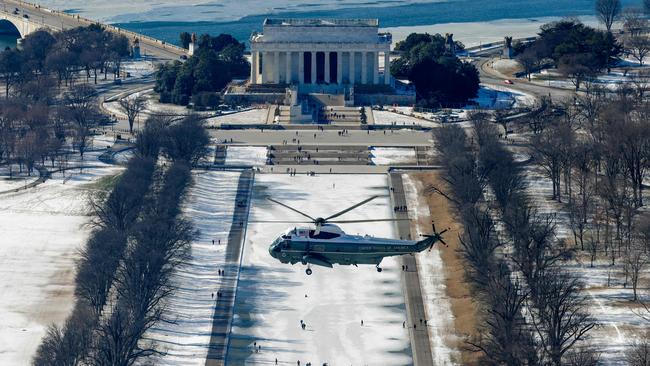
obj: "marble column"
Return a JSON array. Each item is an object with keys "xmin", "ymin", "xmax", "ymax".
[
  {"xmin": 286, "ymin": 51, "xmax": 292, "ymax": 84},
  {"xmin": 336, "ymin": 51, "xmax": 343, "ymax": 84},
  {"xmin": 349, "ymin": 51, "xmax": 355, "ymax": 84},
  {"xmin": 250, "ymin": 51, "xmax": 258, "ymax": 84},
  {"xmin": 373, "ymin": 52, "xmax": 379, "ymax": 84},
  {"xmin": 361, "ymin": 51, "xmax": 368, "ymax": 84},
  {"xmin": 299, "ymin": 51, "xmax": 305, "ymax": 84},
  {"xmin": 324, "ymin": 51, "xmax": 330, "ymax": 83},
  {"xmin": 260, "ymin": 51, "xmax": 267, "ymax": 83},
  {"xmin": 384, "ymin": 51, "xmax": 391, "ymax": 85},
  {"xmin": 275, "ymin": 51, "xmax": 281, "ymax": 83},
  {"xmin": 311, "ymin": 51, "xmax": 317, "ymax": 84}
]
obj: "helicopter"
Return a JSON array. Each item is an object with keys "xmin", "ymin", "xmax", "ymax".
[{"xmin": 255, "ymin": 195, "xmax": 448, "ymax": 275}]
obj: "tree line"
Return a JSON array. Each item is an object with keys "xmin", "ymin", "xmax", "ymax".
[
  {"xmin": 0, "ymin": 24, "xmax": 130, "ymax": 95},
  {"xmin": 516, "ymin": 19, "xmax": 621, "ymax": 88},
  {"xmin": 33, "ymin": 115, "xmax": 211, "ymax": 365},
  {"xmin": 0, "ymin": 83, "xmax": 103, "ymax": 177},
  {"xmin": 433, "ymin": 119, "xmax": 599, "ymax": 365},
  {"xmin": 391, "ymin": 32, "xmax": 479, "ymax": 108},
  {"xmin": 0, "ymin": 25, "xmax": 131, "ymax": 179},
  {"xmin": 155, "ymin": 33, "xmax": 249, "ymax": 107}
]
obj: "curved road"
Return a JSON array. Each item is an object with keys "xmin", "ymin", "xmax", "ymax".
[{"xmin": 475, "ymin": 56, "xmax": 576, "ymax": 102}]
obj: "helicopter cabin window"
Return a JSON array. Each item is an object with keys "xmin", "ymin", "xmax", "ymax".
[{"xmin": 308, "ymin": 230, "xmax": 341, "ymax": 239}]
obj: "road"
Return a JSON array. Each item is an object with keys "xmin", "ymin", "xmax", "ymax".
[
  {"xmin": 389, "ymin": 172, "xmax": 434, "ymax": 366},
  {"xmin": 205, "ymin": 169, "xmax": 255, "ymax": 366},
  {"xmin": 0, "ymin": 0, "xmax": 185, "ymax": 61},
  {"xmin": 211, "ymin": 129, "xmax": 433, "ymax": 147},
  {"xmin": 475, "ymin": 56, "xmax": 576, "ymax": 101}
]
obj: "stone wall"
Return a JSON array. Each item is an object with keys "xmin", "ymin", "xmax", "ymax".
[{"xmin": 354, "ymin": 93, "xmax": 415, "ymax": 106}]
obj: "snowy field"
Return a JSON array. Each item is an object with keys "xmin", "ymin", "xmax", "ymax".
[
  {"xmin": 206, "ymin": 109, "xmax": 268, "ymax": 127},
  {"xmin": 370, "ymin": 147, "xmax": 417, "ymax": 165},
  {"xmin": 0, "ymin": 137, "xmax": 121, "ymax": 365},
  {"xmin": 227, "ymin": 174, "xmax": 412, "ymax": 365},
  {"xmin": 225, "ymin": 146, "xmax": 268, "ymax": 166},
  {"xmin": 403, "ymin": 175, "xmax": 460, "ymax": 365},
  {"xmin": 142, "ymin": 170, "xmax": 241, "ymax": 365}
]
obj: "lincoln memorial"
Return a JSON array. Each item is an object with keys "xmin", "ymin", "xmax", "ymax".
[{"xmin": 249, "ymin": 19, "xmax": 392, "ymax": 88}]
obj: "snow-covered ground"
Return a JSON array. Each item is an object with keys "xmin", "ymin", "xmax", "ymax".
[
  {"xmin": 113, "ymin": 149, "xmax": 134, "ymax": 164},
  {"xmin": 121, "ymin": 60, "xmax": 156, "ymax": 79},
  {"xmin": 403, "ymin": 175, "xmax": 460, "ymax": 365},
  {"xmin": 225, "ymin": 146, "xmax": 268, "ymax": 166},
  {"xmin": 227, "ymin": 174, "xmax": 412, "ymax": 365},
  {"xmin": 0, "ymin": 137, "xmax": 121, "ymax": 365},
  {"xmin": 530, "ymin": 69, "xmax": 642, "ymax": 92},
  {"xmin": 472, "ymin": 85, "xmax": 535, "ymax": 109},
  {"xmin": 370, "ymin": 147, "xmax": 417, "ymax": 165},
  {"xmin": 0, "ymin": 165, "xmax": 38, "ymax": 192},
  {"xmin": 142, "ymin": 170, "xmax": 241, "ymax": 365},
  {"xmin": 373, "ymin": 109, "xmax": 439, "ymax": 128},
  {"xmin": 206, "ymin": 108, "xmax": 268, "ymax": 127}
]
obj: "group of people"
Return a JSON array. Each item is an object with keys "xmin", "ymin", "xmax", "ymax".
[{"xmin": 394, "ymin": 205, "xmax": 408, "ymax": 212}]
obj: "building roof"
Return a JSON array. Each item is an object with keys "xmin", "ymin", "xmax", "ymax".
[{"xmin": 263, "ymin": 18, "xmax": 378, "ymax": 27}]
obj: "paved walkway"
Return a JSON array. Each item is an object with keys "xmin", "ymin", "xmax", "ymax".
[
  {"xmin": 389, "ymin": 172, "xmax": 434, "ymax": 366},
  {"xmin": 205, "ymin": 169, "xmax": 255, "ymax": 366}
]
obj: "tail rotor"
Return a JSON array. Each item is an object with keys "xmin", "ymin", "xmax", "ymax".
[{"xmin": 421, "ymin": 222, "xmax": 449, "ymax": 251}]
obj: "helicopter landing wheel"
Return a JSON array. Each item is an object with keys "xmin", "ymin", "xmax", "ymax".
[
  {"xmin": 306, "ymin": 268, "xmax": 313, "ymax": 275},
  {"xmin": 376, "ymin": 266, "xmax": 383, "ymax": 273}
]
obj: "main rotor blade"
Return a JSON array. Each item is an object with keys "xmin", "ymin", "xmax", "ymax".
[
  {"xmin": 267, "ymin": 198, "xmax": 316, "ymax": 221},
  {"xmin": 328, "ymin": 218, "xmax": 410, "ymax": 223},
  {"xmin": 248, "ymin": 220, "xmax": 313, "ymax": 224},
  {"xmin": 323, "ymin": 195, "xmax": 379, "ymax": 221}
]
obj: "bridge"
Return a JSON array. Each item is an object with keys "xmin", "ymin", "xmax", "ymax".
[{"xmin": 0, "ymin": 0, "xmax": 187, "ymax": 60}]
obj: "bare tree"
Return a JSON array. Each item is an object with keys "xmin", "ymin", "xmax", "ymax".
[
  {"xmin": 467, "ymin": 265, "xmax": 537, "ymax": 365},
  {"xmin": 565, "ymin": 347, "xmax": 601, "ymax": 366},
  {"xmin": 596, "ymin": 0, "xmax": 622, "ymax": 32},
  {"xmin": 163, "ymin": 115, "xmax": 210, "ymax": 165},
  {"xmin": 626, "ymin": 333, "xmax": 650, "ymax": 366},
  {"xmin": 624, "ymin": 32, "xmax": 650, "ymax": 66},
  {"xmin": 118, "ymin": 94, "xmax": 147, "ymax": 134},
  {"xmin": 531, "ymin": 271, "xmax": 597, "ymax": 366},
  {"xmin": 626, "ymin": 238, "xmax": 648, "ymax": 301}
]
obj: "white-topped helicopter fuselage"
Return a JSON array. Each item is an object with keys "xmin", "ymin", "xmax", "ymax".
[{"xmin": 261, "ymin": 195, "xmax": 446, "ymax": 275}]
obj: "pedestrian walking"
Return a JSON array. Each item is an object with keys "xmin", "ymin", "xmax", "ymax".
[
  {"xmin": 361, "ymin": 320, "xmax": 364, "ymax": 326},
  {"xmin": 211, "ymin": 293, "xmax": 214, "ymax": 299},
  {"xmin": 403, "ymin": 321, "xmax": 405, "ymax": 328},
  {"xmin": 212, "ymin": 239, "xmax": 214, "ymax": 245}
]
